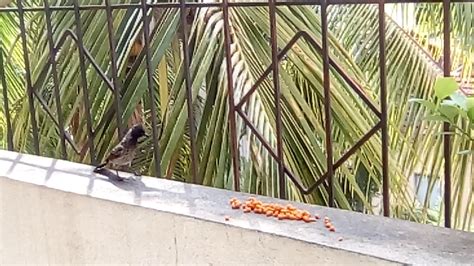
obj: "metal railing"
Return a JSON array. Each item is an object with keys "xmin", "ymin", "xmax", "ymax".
[{"xmin": 0, "ymin": 0, "xmax": 466, "ymax": 228}]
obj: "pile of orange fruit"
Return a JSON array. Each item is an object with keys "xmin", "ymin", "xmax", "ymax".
[{"xmin": 229, "ymin": 196, "xmax": 337, "ymax": 233}]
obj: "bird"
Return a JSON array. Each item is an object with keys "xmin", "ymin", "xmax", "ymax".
[{"xmin": 94, "ymin": 124, "xmax": 148, "ymax": 180}]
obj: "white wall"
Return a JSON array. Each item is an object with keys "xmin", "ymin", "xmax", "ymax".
[{"xmin": 0, "ymin": 178, "xmax": 393, "ymax": 265}]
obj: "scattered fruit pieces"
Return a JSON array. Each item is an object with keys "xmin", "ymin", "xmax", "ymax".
[
  {"xmin": 303, "ymin": 216, "xmax": 316, "ymax": 223},
  {"xmin": 228, "ymin": 196, "xmax": 339, "ymax": 236},
  {"xmin": 228, "ymin": 196, "xmax": 323, "ymax": 224},
  {"xmin": 230, "ymin": 198, "xmax": 242, "ymax": 209}
]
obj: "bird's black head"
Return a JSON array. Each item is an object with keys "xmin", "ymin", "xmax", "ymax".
[{"xmin": 130, "ymin": 124, "xmax": 147, "ymax": 139}]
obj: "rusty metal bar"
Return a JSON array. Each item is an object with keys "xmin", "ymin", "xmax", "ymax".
[
  {"xmin": 17, "ymin": 0, "xmax": 40, "ymax": 155},
  {"xmin": 72, "ymin": 0, "xmax": 96, "ymax": 164},
  {"xmin": 0, "ymin": 46, "xmax": 13, "ymax": 151},
  {"xmin": 59, "ymin": 30, "xmax": 115, "ymax": 93},
  {"xmin": 235, "ymin": 30, "xmax": 300, "ymax": 109},
  {"xmin": 105, "ymin": 0, "xmax": 124, "ymax": 139},
  {"xmin": 222, "ymin": 0, "xmax": 241, "ymax": 191},
  {"xmin": 378, "ymin": 0, "xmax": 390, "ymax": 217},
  {"xmin": 140, "ymin": 0, "xmax": 162, "ymax": 178},
  {"xmin": 237, "ymin": 107, "xmax": 308, "ymax": 193},
  {"xmin": 296, "ymin": 31, "xmax": 382, "ymax": 117},
  {"xmin": 43, "ymin": 0, "xmax": 67, "ymax": 159},
  {"xmin": 0, "ymin": 0, "xmax": 471, "ymax": 13},
  {"xmin": 179, "ymin": 0, "xmax": 199, "ymax": 184},
  {"xmin": 236, "ymin": 30, "xmax": 381, "ymax": 118},
  {"xmin": 269, "ymin": 0, "xmax": 286, "ymax": 199},
  {"xmin": 442, "ymin": 0, "xmax": 452, "ymax": 229},
  {"xmin": 29, "ymin": 29, "xmax": 116, "ymax": 95},
  {"xmin": 30, "ymin": 89, "xmax": 81, "ymax": 154},
  {"xmin": 301, "ymin": 122, "xmax": 383, "ymax": 194},
  {"xmin": 238, "ymin": 104, "xmax": 382, "ymax": 195},
  {"xmin": 235, "ymin": 26, "xmax": 383, "ymax": 198},
  {"xmin": 320, "ymin": 0, "xmax": 334, "ymax": 207}
]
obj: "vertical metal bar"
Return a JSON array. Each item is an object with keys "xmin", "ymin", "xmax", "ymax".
[
  {"xmin": 179, "ymin": 0, "xmax": 199, "ymax": 184},
  {"xmin": 222, "ymin": 0, "xmax": 241, "ymax": 191},
  {"xmin": 0, "ymin": 46, "xmax": 13, "ymax": 151},
  {"xmin": 320, "ymin": 0, "xmax": 334, "ymax": 206},
  {"xmin": 269, "ymin": 0, "xmax": 286, "ymax": 199},
  {"xmin": 72, "ymin": 0, "xmax": 96, "ymax": 164},
  {"xmin": 378, "ymin": 0, "xmax": 390, "ymax": 217},
  {"xmin": 105, "ymin": 0, "xmax": 124, "ymax": 139},
  {"xmin": 140, "ymin": 0, "xmax": 161, "ymax": 177},
  {"xmin": 442, "ymin": 0, "xmax": 451, "ymax": 228},
  {"xmin": 17, "ymin": 0, "xmax": 40, "ymax": 155},
  {"xmin": 43, "ymin": 0, "xmax": 67, "ymax": 159}
]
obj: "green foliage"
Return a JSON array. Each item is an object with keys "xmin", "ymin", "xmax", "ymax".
[
  {"xmin": 434, "ymin": 77, "xmax": 460, "ymax": 100},
  {"xmin": 411, "ymin": 77, "xmax": 474, "ymax": 156}
]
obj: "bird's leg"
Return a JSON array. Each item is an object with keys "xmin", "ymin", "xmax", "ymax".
[{"xmin": 115, "ymin": 168, "xmax": 124, "ymax": 181}]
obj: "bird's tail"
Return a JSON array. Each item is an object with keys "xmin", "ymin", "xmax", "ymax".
[{"xmin": 93, "ymin": 161, "xmax": 108, "ymax": 172}]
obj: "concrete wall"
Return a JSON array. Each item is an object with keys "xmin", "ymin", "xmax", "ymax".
[
  {"xmin": 0, "ymin": 178, "xmax": 393, "ymax": 265},
  {"xmin": 0, "ymin": 150, "xmax": 473, "ymax": 265}
]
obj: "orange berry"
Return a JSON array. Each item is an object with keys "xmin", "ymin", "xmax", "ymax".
[
  {"xmin": 329, "ymin": 226, "xmax": 336, "ymax": 232},
  {"xmin": 325, "ymin": 223, "xmax": 331, "ymax": 228},
  {"xmin": 266, "ymin": 210, "xmax": 273, "ymax": 216},
  {"xmin": 244, "ymin": 207, "xmax": 251, "ymax": 213},
  {"xmin": 278, "ymin": 213, "xmax": 286, "ymax": 220}
]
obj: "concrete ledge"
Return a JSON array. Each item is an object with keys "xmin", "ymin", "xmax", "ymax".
[{"xmin": 0, "ymin": 150, "xmax": 472, "ymax": 265}]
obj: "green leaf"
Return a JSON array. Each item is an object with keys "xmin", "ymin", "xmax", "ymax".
[
  {"xmin": 438, "ymin": 104, "xmax": 460, "ymax": 122},
  {"xmin": 449, "ymin": 91, "xmax": 467, "ymax": 110},
  {"xmin": 434, "ymin": 77, "xmax": 459, "ymax": 100},
  {"xmin": 424, "ymin": 114, "xmax": 450, "ymax": 123},
  {"xmin": 408, "ymin": 98, "xmax": 437, "ymax": 111},
  {"xmin": 467, "ymin": 107, "xmax": 474, "ymax": 124},
  {"xmin": 466, "ymin": 97, "xmax": 474, "ymax": 109}
]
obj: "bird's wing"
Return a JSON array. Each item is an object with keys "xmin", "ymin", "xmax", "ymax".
[{"xmin": 106, "ymin": 144, "xmax": 125, "ymax": 161}]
